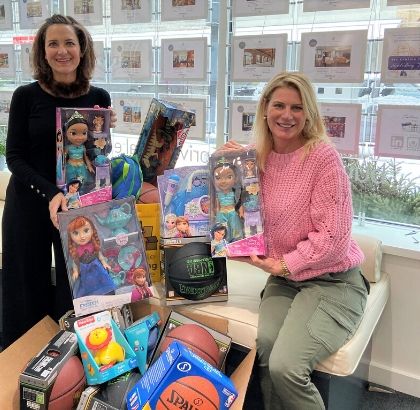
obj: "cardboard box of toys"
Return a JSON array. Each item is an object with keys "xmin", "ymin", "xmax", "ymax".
[
  {"xmin": 209, "ymin": 148, "xmax": 266, "ymax": 258},
  {"xmin": 19, "ymin": 330, "xmax": 81, "ymax": 410},
  {"xmin": 0, "ymin": 305, "xmax": 255, "ymax": 410},
  {"xmin": 57, "ymin": 196, "xmax": 154, "ymax": 317},
  {"xmin": 157, "ymin": 166, "xmax": 210, "ymax": 239},
  {"xmin": 134, "ymin": 98, "xmax": 196, "ymax": 186},
  {"xmin": 158, "ymin": 236, "xmax": 228, "ymax": 305},
  {"xmin": 56, "ymin": 107, "xmax": 113, "ymax": 208},
  {"xmin": 135, "ymin": 203, "xmax": 162, "ymax": 284}
]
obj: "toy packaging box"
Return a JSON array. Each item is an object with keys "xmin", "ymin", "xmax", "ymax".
[
  {"xmin": 127, "ymin": 340, "xmax": 238, "ymax": 410},
  {"xmin": 74, "ymin": 310, "xmax": 138, "ymax": 385},
  {"xmin": 157, "ymin": 166, "xmax": 210, "ymax": 239},
  {"xmin": 135, "ymin": 203, "xmax": 162, "ymax": 283},
  {"xmin": 19, "ymin": 330, "xmax": 79, "ymax": 410},
  {"xmin": 57, "ymin": 196, "xmax": 154, "ymax": 317},
  {"xmin": 209, "ymin": 148, "xmax": 266, "ymax": 257},
  {"xmin": 133, "ymin": 98, "xmax": 196, "ymax": 186},
  {"xmin": 150, "ymin": 310, "xmax": 232, "ymax": 371},
  {"xmin": 56, "ymin": 107, "xmax": 112, "ymax": 208},
  {"xmin": 158, "ymin": 236, "xmax": 228, "ymax": 306}
]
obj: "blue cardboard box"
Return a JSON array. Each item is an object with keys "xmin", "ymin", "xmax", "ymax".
[{"xmin": 127, "ymin": 341, "xmax": 238, "ymax": 409}]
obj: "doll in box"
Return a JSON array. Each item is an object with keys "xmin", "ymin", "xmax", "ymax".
[
  {"xmin": 67, "ymin": 215, "xmax": 116, "ymax": 298},
  {"xmin": 212, "ymin": 159, "xmax": 243, "ymax": 242},
  {"xmin": 130, "ymin": 267, "xmax": 153, "ymax": 303},
  {"xmin": 64, "ymin": 111, "xmax": 94, "ymax": 186}
]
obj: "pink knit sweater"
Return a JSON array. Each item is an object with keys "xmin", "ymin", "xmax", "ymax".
[{"xmin": 261, "ymin": 142, "xmax": 364, "ymax": 281}]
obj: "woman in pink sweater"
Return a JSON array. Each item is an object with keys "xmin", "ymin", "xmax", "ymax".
[{"xmin": 223, "ymin": 72, "xmax": 369, "ymax": 410}]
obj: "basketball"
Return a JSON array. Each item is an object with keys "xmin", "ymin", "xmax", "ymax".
[
  {"xmin": 167, "ymin": 242, "xmax": 222, "ymax": 301},
  {"xmin": 49, "ymin": 356, "xmax": 86, "ymax": 410},
  {"xmin": 138, "ymin": 182, "xmax": 160, "ymax": 204},
  {"xmin": 160, "ymin": 324, "xmax": 220, "ymax": 368},
  {"xmin": 156, "ymin": 375, "xmax": 219, "ymax": 410}
]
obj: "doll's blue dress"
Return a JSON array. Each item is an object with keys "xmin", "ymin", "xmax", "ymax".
[
  {"xmin": 73, "ymin": 243, "xmax": 116, "ymax": 298},
  {"xmin": 66, "ymin": 144, "xmax": 89, "ymax": 183},
  {"xmin": 216, "ymin": 191, "xmax": 243, "ymax": 242}
]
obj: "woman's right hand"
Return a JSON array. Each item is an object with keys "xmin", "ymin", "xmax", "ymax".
[
  {"xmin": 215, "ymin": 140, "xmax": 245, "ymax": 153},
  {"xmin": 49, "ymin": 192, "xmax": 68, "ymax": 229}
]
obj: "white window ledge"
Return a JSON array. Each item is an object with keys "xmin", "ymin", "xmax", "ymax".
[{"xmin": 352, "ymin": 220, "xmax": 420, "ymax": 261}]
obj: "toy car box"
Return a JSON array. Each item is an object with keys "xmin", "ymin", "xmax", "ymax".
[
  {"xmin": 56, "ymin": 107, "xmax": 112, "ymax": 208},
  {"xmin": 133, "ymin": 98, "xmax": 196, "ymax": 186},
  {"xmin": 19, "ymin": 330, "xmax": 79, "ymax": 410},
  {"xmin": 58, "ymin": 196, "xmax": 153, "ymax": 317},
  {"xmin": 136, "ymin": 203, "xmax": 162, "ymax": 283},
  {"xmin": 74, "ymin": 310, "xmax": 138, "ymax": 385},
  {"xmin": 127, "ymin": 341, "xmax": 238, "ymax": 410},
  {"xmin": 209, "ymin": 148, "xmax": 266, "ymax": 257},
  {"xmin": 158, "ymin": 236, "xmax": 228, "ymax": 306},
  {"xmin": 157, "ymin": 166, "xmax": 210, "ymax": 239}
]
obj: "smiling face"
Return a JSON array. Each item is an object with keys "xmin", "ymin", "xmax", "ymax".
[
  {"xmin": 265, "ymin": 86, "xmax": 306, "ymax": 153},
  {"xmin": 176, "ymin": 220, "xmax": 189, "ymax": 233},
  {"xmin": 213, "ymin": 165, "xmax": 236, "ymax": 193},
  {"xmin": 70, "ymin": 220, "xmax": 93, "ymax": 246},
  {"xmin": 66, "ymin": 122, "xmax": 88, "ymax": 146},
  {"xmin": 44, "ymin": 24, "xmax": 81, "ymax": 83},
  {"xmin": 214, "ymin": 229, "xmax": 226, "ymax": 241}
]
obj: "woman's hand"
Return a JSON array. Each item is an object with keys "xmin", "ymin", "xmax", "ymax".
[
  {"xmin": 215, "ymin": 140, "xmax": 245, "ymax": 153},
  {"xmin": 49, "ymin": 192, "xmax": 67, "ymax": 229},
  {"xmin": 231, "ymin": 254, "xmax": 282, "ymax": 276}
]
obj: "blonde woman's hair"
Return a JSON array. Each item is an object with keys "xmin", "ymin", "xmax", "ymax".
[{"xmin": 254, "ymin": 72, "xmax": 329, "ymax": 171}]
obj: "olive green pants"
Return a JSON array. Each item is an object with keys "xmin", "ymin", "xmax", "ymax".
[{"xmin": 257, "ymin": 267, "xmax": 368, "ymax": 410}]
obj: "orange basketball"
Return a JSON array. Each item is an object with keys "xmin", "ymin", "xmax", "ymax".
[
  {"xmin": 138, "ymin": 182, "xmax": 160, "ymax": 204},
  {"xmin": 156, "ymin": 375, "xmax": 219, "ymax": 410},
  {"xmin": 159, "ymin": 324, "xmax": 220, "ymax": 368}
]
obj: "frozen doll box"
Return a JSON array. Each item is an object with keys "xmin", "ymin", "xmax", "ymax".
[
  {"xmin": 209, "ymin": 148, "xmax": 266, "ymax": 258},
  {"xmin": 57, "ymin": 196, "xmax": 154, "ymax": 317},
  {"xmin": 157, "ymin": 165, "xmax": 210, "ymax": 239},
  {"xmin": 56, "ymin": 107, "xmax": 112, "ymax": 209},
  {"xmin": 133, "ymin": 98, "xmax": 196, "ymax": 186}
]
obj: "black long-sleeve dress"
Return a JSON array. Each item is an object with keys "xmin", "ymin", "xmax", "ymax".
[{"xmin": 1, "ymin": 82, "xmax": 111, "ymax": 347}]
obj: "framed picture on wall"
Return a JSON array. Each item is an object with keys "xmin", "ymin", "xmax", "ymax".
[
  {"xmin": 320, "ymin": 103, "xmax": 361, "ymax": 155},
  {"xmin": 232, "ymin": 0, "xmax": 289, "ymax": 17},
  {"xmin": 160, "ymin": 96, "xmax": 207, "ymax": 141},
  {"xmin": 161, "ymin": 37, "xmax": 207, "ymax": 81},
  {"xmin": 110, "ymin": 39, "xmax": 152, "ymax": 81},
  {"xmin": 300, "ymin": 30, "xmax": 367, "ymax": 83},
  {"xmin": 111, "ymin": 0, "xmax": 151, "ymax": 24},
  {"xmin": 375, "ymin": 105, "xmax": 420, "ymax": 160},
  {"xmin": 0, "ymin": 91, "xmax": 12, "ymax": 124},
  {"xmin": 21, "ymin": 43, "xmax": 33, "ymax": 80},
  {"xmin": 18, "ymin": 0, "xmax": 49, "ymax": 30},
  {"xmin": 161, "ymin": 0, "xmax": 208, "ymax": 21},
  {"xmin": 381, "ymin": 27, "xmax": 420, "ymax": 84},
  {"xmin": 303, "ymin": 0, "xmax": 370, "ymax": 12},
  {"xmin": 111, "ymin": 93, "xmax": 152, "ymax": 135},
  {"xmin": 66, "ymin": 0, "xmax": 103, "ymax": 26},
  {"xmin": 93, "ymin": 41, "xmax": 106, "ymax": 82},
  {"xmin": 230, "ymin": 100, "xmax": 257, "ymax": 145},
  {"xmin": 232, "ymin": 34, "xmax": 287, "ymax": 82},
  {"xmin": 0, "ymin": 1, "xmax": 13, "ymax": 31},
  {"xmin": 0, "ymin": 45, "xmax": 15, "ymax": 79},
  {"xmin": 386, "ymin": 0, "xmax": 420, "ymax": 5}
]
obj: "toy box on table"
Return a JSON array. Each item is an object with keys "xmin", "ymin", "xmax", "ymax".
[
  {"xmin": 133, "ymin": 98, "xmax": 196, "ymax": 186},
  {"xmin": 56, "ymin": 107, "xmax": 112, "ymax": 208},
  {"xmin": 135, "ymin": 203, "xmax": 162, "ymax": 284},
  {"xmin": 58, "ymin": 196, "xmax": 153, "ymax": 317},
  {"xmin": 157, "ymin": 166, "xmax": 210, "ymax": 239},
  {"xmin": 158, "ymin": 236, "xmax": 228, "ymax": 305},
  {"xmin": 209, "ymin": 148, "xmax": 266, "ymax": 257}
]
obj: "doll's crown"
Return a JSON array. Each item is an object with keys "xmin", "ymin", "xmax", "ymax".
[
  {"xmin": 216, "ymin": 156, "xmax": 231, "ymax": 167},
  {"xmin": 66, "ymin": 111, "xmax": 87, "ymax": 126}
]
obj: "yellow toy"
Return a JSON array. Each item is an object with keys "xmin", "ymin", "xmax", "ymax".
[{"xmin": 86, "ymin": 326, "xmax": 125, "ymax": 366}]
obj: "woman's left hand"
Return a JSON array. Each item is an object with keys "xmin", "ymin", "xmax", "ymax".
[{"xmin": 231, "ymin": 254, "xmax": 282, "ymax": 276}]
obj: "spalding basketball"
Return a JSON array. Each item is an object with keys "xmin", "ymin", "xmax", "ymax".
[
  {"xmin": 156, "ymin": 375, "xmax": 219, "ymax": 410},
  {"xmin": 167, "ymin": 242, "xmax": 222, "ymax": 300},
  {"xmin": 49, "ymin": 356, "xmax": 86, "ymax": 410},
  {"xmin": 160, "ymin": 324, "xmax": 220, "ymax": 368},
  {"xmin": 138, "ymin": 182, "xmax": 160, "ymax": 204}
]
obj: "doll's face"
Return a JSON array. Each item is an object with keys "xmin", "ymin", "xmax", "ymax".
[
  {"xmin": 68, "ymin": 182, "xmax": 80, "ymax": 193},
  {"xmin": 214, "ymin": 229, "xmax": 225, "ymax": 241},
  {"xmin": 176, "ymin": 220, "xmax": 189, "ymax": 233},
  {"xmin": 134, "ymin": 273, "xmax": 146, "ymax": 286},
  {"xmin": 165, "ymin": 215, "xmax": 176, "ymax": 229},
  {"xmin": 214, "ymin": 166, "xmax": 236, "ymax": 192},
  {"xmin": 70, "ymin": 221, "xmax": 93, "ymax": 245},
  {"xmin": 66, "ymin": 122, "xmax": 88, "ymax": 146}
]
